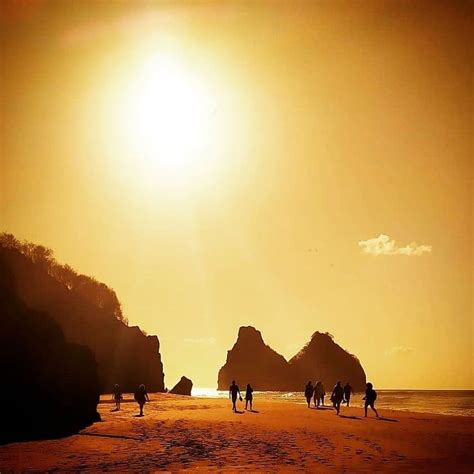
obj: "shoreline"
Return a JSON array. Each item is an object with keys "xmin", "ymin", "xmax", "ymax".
[
  {"xmin": 1, "ymin": 394, "xmax": 473, "ymax": 472},
  {"xmin": 100, "ymin": 392, "xmax": 474, "ymax": 418}
]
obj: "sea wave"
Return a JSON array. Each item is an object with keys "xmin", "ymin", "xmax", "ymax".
[{"xmin": 191, "ymin": 388, "xmax": 474, "ymax": 417}]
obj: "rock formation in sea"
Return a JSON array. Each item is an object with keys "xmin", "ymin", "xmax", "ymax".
[
  {"xmin": 288, "ymin": 331, "xmax": 366, "ymax": 391},
  {"xmin": 217, "ymin": 326, "xmax": 366, "ymax": 391},
  {"xmin": 0, "ymin": 254, "xmax": 100, "ymax": 443},
  {"xmin": 217, "ymin": 326, "xmax": 290, "ymax": 391},
  {"xmin": 170, "ymin": 376, "xmax": 193, "ymax": 395},
  {"xmin": 0, "ymin": 234, "xmax": 165, "ymax": 393}
]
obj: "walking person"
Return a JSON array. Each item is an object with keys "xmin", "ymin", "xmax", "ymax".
[
  {"xmin": 112, "ymin": 383, "xmax": 123, "ymax": 411},
  {"xmin": 304, "ymin": 381, "xmax": 314, "ymax": 408},
  {"xmin": 313, "ymin": 381, "xmax": 322, "ymax": 408},
  {"xmin": 343, "ymin": 382, "xmax": 353, "ymax": 407},
  {"xmin": 331, "ymin": 381, "xmax": 344, "ymax": 415},
  {"xmin": 229, "ymin": 380, "xmax": 242, "ymax": 412},
  {"xmin": 363, "ymin": 382, "xmax": 379, "ymax": 418},
  {"xmin": 245, "ymin": 383, "xmax": 254, "ymax": 411},
  {"xmin": 320, "ymin": 383, "xmax": 326, "ymax": 406},
  {"xmin": 134, "ymin": 384, "xmax": 150, "ymax": 417}
]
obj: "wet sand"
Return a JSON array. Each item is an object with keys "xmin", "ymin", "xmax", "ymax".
[{"xmin": 0, "ymin": 394, "xmax": 472, "ymax": 472}]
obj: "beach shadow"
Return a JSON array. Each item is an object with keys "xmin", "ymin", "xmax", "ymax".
[
  {"xmin": 339, "ymin": 415, "xmax": 362, "ymax": 420},
  {"xmin": 80, "ymin": 432, "xmax": 141, "ymax": 441},
  {"xmin": 249, "ymin": 409, "xmax": 259, "ymax": 413},
  {"xmin": 378, "ymin": 417, "xmax": 399, "ymax": 422},
  {"xmin": 111, "ymin": 408, "xmax": 119, "ymax": 412},
  {"xmin": 99, "ymin": 399, "xmax": 134, "ymax": 404},
  {"xmin": 134, "ymin": 414, "xmax": 144, "ymax": 417},
  {"xmin": 233, "ymin": 410, "xmax": 244, "ymax": 414},
  {"xmin": 316, "ymin": 407, "xmax": 333, "ymax": 411}
]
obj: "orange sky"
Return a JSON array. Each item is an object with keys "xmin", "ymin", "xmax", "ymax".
[{"xmin": 1, "ymin": 1, "xmax": 472, "ymax": 389}]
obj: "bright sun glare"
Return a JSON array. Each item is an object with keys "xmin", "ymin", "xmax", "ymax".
[{"xmin": 123, "ymin": 54, "xmax": 213, "ymax": 175}]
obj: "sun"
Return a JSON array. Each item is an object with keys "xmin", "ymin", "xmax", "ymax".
[{"xmin": 122, "ymin": 53, "xmax": 213, "ymax": 175}]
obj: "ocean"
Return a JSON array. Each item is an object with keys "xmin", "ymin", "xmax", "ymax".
[{"xmin": 191, "ymin": 388, "xmax": 474, "ymax": 417}]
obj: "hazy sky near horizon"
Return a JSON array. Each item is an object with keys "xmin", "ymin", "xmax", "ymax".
[{"xmin": 1, "ymin": 1, "xmax": 472, "ymax": 389}]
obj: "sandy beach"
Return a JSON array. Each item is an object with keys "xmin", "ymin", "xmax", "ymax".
[{"xmin": 0, "ymin": 394, "xmax": 472, "ymax": 472}]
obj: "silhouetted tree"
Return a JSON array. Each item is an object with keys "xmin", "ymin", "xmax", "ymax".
[
  {"xmin": 0, "ymin": 233, "xmax": 163, "ymax": 392},
  {"xmin": 0, "ymin": 233, "xmax": 127, "ymax": 324}
]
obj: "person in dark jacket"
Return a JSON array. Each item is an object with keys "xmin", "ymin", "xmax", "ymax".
[
  {"xmin": 229, "ymin": 380, "xmax": 242, "ymax": 412},
  {"xmin": 304, "ymin": 381, "xmax": 314, "ymax": 408},
  {"xmin": 343, "ymin": 382, "xmax": 353, "ymax": 407},
  {"xmin": 112, "ymin": 384, "xmax": 123, "ymax": 411},
  {"xmin": 245, "ymin": 384, "xmax": 254, "ymax": 411},
  {"xmin": 320, "ymin": 383, "xmax": 326, "ymax": 406},
  {"xmin": 134, "ymin": 384, "xmax": 150, "ymax": 416},
  {"xmin": 363, "ymin": 382, "xmax": 379, "ymax": 418},
  {"xmin": 331, "ymin": 381, "xmax": 344, "ymax": 415},
  {"xmin": 313, "ymin": 381, "xmax": 324, "ymax": 408}
]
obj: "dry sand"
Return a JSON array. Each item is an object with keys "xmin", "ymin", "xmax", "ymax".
[{"xmin": 0, "ymin": 394, "xmax": 472, "ymax": 472}]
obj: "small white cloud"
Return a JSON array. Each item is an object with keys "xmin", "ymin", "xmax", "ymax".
[
  {"xmin": 183, "ymin": 337, "xmax": 217, "ymax": 345},
  {"xmin": 384, "ymin": 346, "xmax": 415, "ymax": 357},
  {"xmin": 359, "ymin": 234, "xmax": 432, "ymax": 256}
]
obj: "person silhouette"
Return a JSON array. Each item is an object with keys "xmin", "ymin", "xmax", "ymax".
[
  {"xmin": 112, "ymin": 384, "xmax": 123, "ymax": 411},
  {"xmin": 313, "ymin": 381, "xmax": 323, "ymax": 408},
  {"xmin": 331, "ymin": 381, "xmax": 344, "ymax": 415},
  {"xmin": 134, "ymin": 384, "xmax": 150, "ymax": 416},
  {"xmin": 229, "ymin": 380, "xmax": 241, "ymax": 412},
  {"xmin": 320, "ymin": 383, "xmax": 326, "ymax": 406},
  {"xmin": 363, "ymin": 382, "xmax": 379, "ymax": 418},
  {"xmin": 245, "ymin": 383, "xmax": 254, "ymax": 411},
  {"xmin": 304, "ymin": 381, "xmax": 314, "ymax": 408},
  {"xmin": 343, "ymin": 382, "xmax": 353, "ymax": 407}
]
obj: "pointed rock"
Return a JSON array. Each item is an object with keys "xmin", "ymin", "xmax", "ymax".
[
  {"xmin": 170, "ymin": 376, "xmax": 193, "ymax": 395},
  {"xmin": 217, "ymin": 326, "xmax": 289, "ymax": 390},
  {"xmin": 218, "ymin": 327, "xmax": 366, "ymax": 391}
]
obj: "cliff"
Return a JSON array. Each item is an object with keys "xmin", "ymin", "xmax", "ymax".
[
  {"xmin": 288, "ymin": 331, "xmax": 366, "ymax": 391},
  {"xmin": 0, "ymin": 255, "xmax": 100, "ymax": 443},
  {"xmin": 217, "ymin": 326, "xmax": 290, "ymax": 391},
  {"xmin": 0, "ymin": 234, "xmax": 165, "ymax": 393},
  {"xmin": 218, "ymin": 326, "xmax": 366, "ymax": 391}
]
